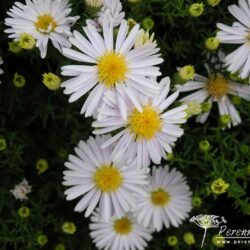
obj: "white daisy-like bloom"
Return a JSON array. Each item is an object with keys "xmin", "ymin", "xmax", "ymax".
[
  {"xmin": 176, "ymin": 63, "xmax": 250, "ymax": 127},
  {"xmin": 133, "ymin": 166, "xmax": 192, "ymax": 232},
  {"xmin": 217, "ymin": 0, "xmax": 250, "ymax": 78},
  {"xmin": 93, "ymin": 77, "xmax": 187, "ymax": 169},
  {"xmin": 61, "ymin": 18, "xmax": 163, "ymax": 117},
  {"xmin": 63, "ymin": 135, "xmax": 148, "ymax": 221},
  {"xmin": 0, "ymin": 57, "xmax": 3, "ymax": 83},
  {"xmin": 90, "ymin": 210, "xmax": 153, "ymax": 250},
  {"xmin": 5, "ymin": 0, "xmax": 79, "ymax": 59},
  {"xmin": 98, "ymin": 0, "xmax": 125, "ymax": 28},
  {"xmin": 10, "ymin": 179, "xmax": 32, "ymax": 201}
]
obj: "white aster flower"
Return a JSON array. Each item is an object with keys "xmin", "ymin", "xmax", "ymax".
[
  {"xmin": 10, "ymin": 179, "xmax": 32, "ymax": 201},
  {"xmin": 63, "ymin": 135, "xmax": 148, "ymax": 221},
  {"xmin": 90, "ymin": 210, "xmax": 153, "ymax": 250},
  {"xmin": 61, "ymin": 18, "xmax": 163, "ymax": 117},
  {"xmin": 176, "ymin": 62, "xmax": 250, "ymax": 127},
  {"xmin": 217, "ymin": 0, "xmax": 250, "ymax": 78},
  {"xmin": 93, "ymin": 77, "xmax": 187, "ymax": 169},
  {"xmin": 98, "ymin": 0, "xmax": 125, "ymax": 27},
  {"xmin": 133, "ymin": 166, "xmax": 192, "ymax": 232},
  {"xmin": 5, "ymin": 0, "xmax": 79, "ymax": 58}
]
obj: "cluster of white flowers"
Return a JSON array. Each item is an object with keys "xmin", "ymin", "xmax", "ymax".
[{"xmin": 4, "ymin": 0, "xmax": 250, "ymax": 249}]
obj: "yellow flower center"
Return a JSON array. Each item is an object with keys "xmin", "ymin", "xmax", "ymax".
[
  {"xmin": 113, "ymin": 217, "xmax": 133, "ymax": 235},
  {"xmin": 19, "ymin": 33, "xmax": 36, "ymax": 50},
  {"xmin": 151, "ymin": 189, "xmax": 170, "ymax": 207},
  {"xmin": 207, "ymin": 75, "xmax": 229, "ymax": 98},
  {"xmin": 35, "ymin": 15, "xmax": 57, "ymax": 33},
  {"xmin": 94, "ymin": 165, "xmax": 123, "ymax": 192},
  {"xmin": 97, "ymin": 51, "xmax": 128, "ymax": 88},
  {"xmin": 128, "ymin": 105, "xmax": 161, "ymax": 140}
]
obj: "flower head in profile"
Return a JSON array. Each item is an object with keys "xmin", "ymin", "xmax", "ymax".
[
  {"xmin": 61, "ymin": 18, "xmax": 163, "ymax": 117},
  {"xmin": 63, "ymin": 135, "xmax": 148, "ymax": 221},
  {"xmin": 89, "ymin": 210, "xmax": 153, "ymax": 250},
  {"xmin": 93, "ymin": 77, "xmax": 187, "ymax": 169},
  {"xmin": 5, "ymin": 0, "xmax": 79, "ymax": 58},
  {"xmin": 217, "ymin": 0, "xmax": 250, "ymax": 79},
  {"xmin": 97, "ymin": 0, "xmax": 125, "ymax": 27},
  {"xmin": 0, "ymin": 57, "xmax": 3, "ymax": 83},
  {"xmin": 133, "ymin": 166, "xmax": 192, "ymax": 232},
  {"xmin": 176, "ymin": 53, "xmax": 250, "ymax": 127},
  {"xmin": 190, "ymin": 215, "xmax": 227, "ymax": 248},
  {"xmin": 10, "ymin": 179, "xmax": 32, "ymax": 201}
]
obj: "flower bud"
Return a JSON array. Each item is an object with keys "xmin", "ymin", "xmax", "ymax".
[
  {"xmin": 18, "ymin": 206, "xmax": 30, "ymax": 218},
  {"xmin": 240, "ymin": 144, "xmax": 249, "ymax": 154},
  {"xmin": 211, "ymin": 178, "xmax": 229, "ymax": 195},
  {"xmin": 55, "ymin": 243, "xmax": 66, "ymax": 250},
  {"xmin": 189, "ymin": 3, "xmax": 205, "ymax": 17},
  {"xmin": 8, "ymin": 41, "xmax": 22, "ymax": 53},
  {"xmin": 37, "ymin": 234, "xmax": 48, "ymax": 246},
  {"xmin": 205, "ymin": 37, "xmax": 220, "ymax": 50},
  {"xmin": 202, "ymin": 102, "xmax": 212, "ymax": 113},
  {"xmin": 19, "ymin": 33, "xmax": 36, "ymax": 50},
  {"xmin": 192, "ymin": 196, "xmax": 202, "ymax": 207},
  {"xmin": 219, "ymin": 114, "xmax": 231, "ymax": 127},
  {"xmin": 36, "ymin": 158, "xmax": 49, "ymax": 174},
  {"xmin": 207, "ymin": 0, "xmax": 221, "ymax": 7},
  {"xmin": 42, "ymin": 72, "xmax": 61, "ymax": 90},
  {"xmin": 212, "ymin": 234, "xmax": 225, "ymax": 248},
  {"xmin": 62, "ymin": 222, "xmax": 77, "ymax": 234}
]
